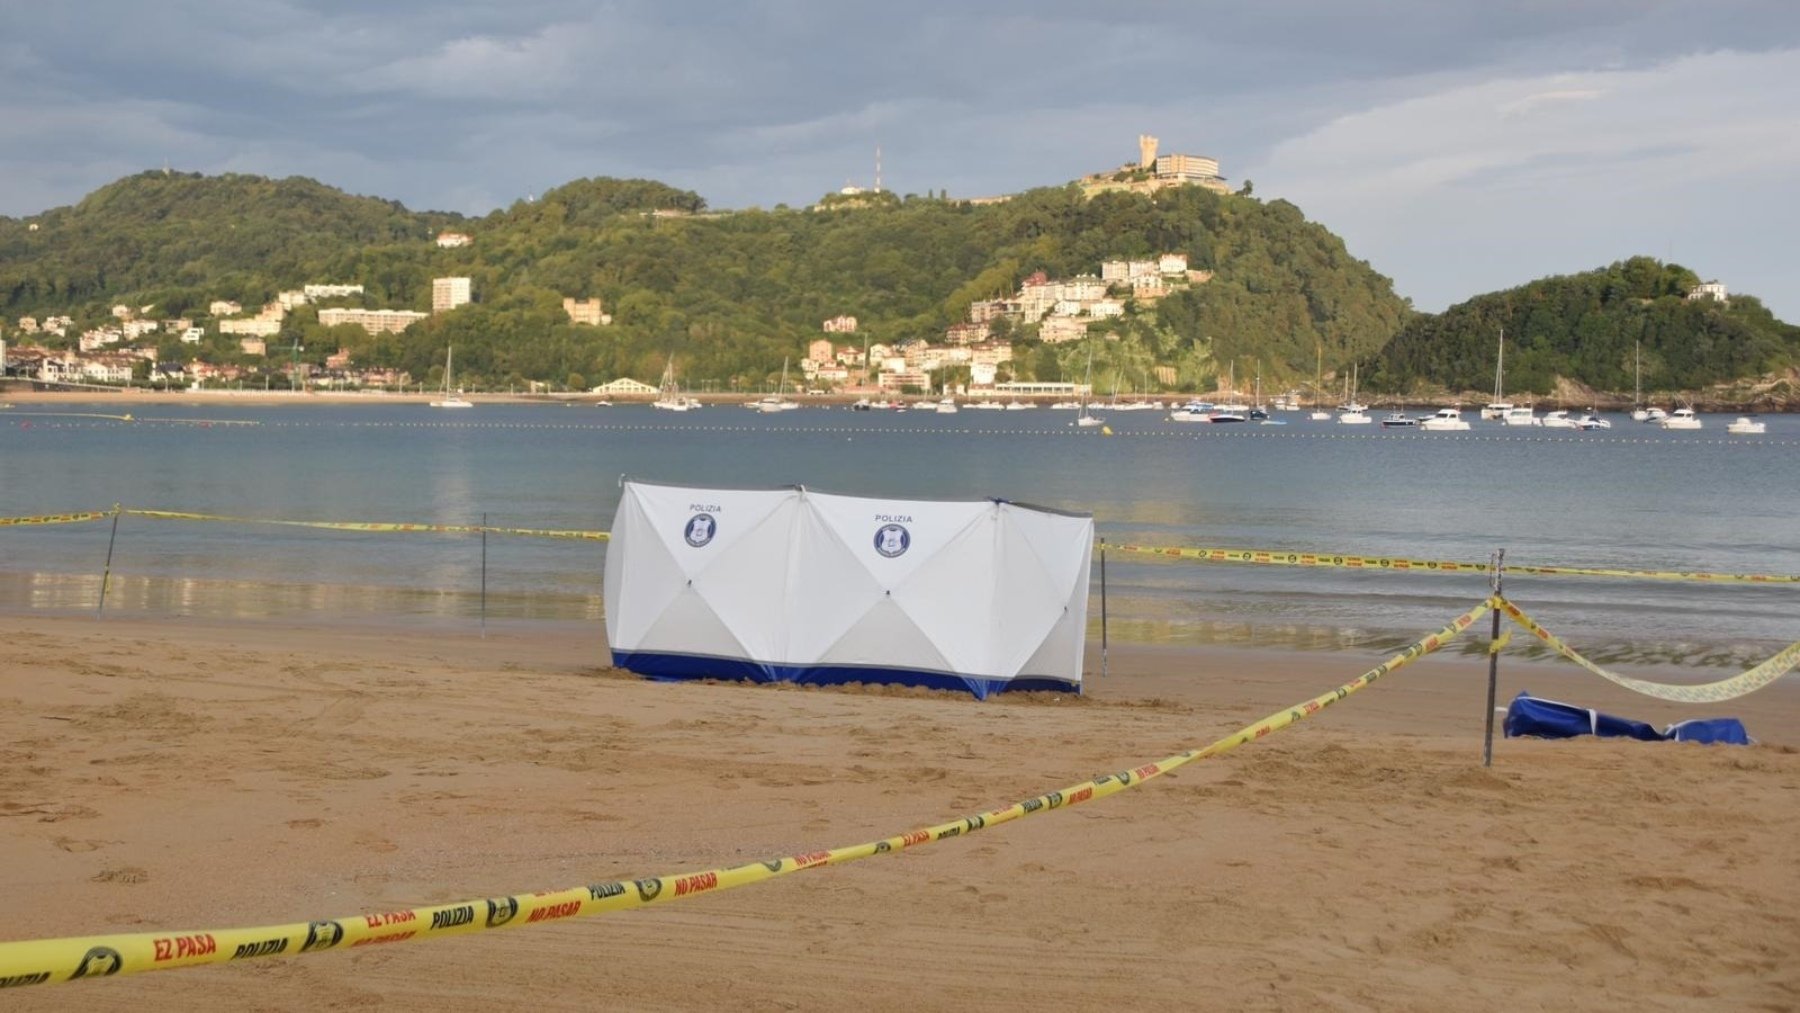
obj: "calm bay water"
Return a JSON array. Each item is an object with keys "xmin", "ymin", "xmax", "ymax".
[{"xmin": 2, "ymin": 400, "xmax": 1796, "ymax": 667}]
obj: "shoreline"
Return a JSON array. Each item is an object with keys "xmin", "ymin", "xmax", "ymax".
[
  {"xmin": 1, "ymin": 613, "xmax": 1795, "ymax": 1008},
  {"xmin": 2, "ymin": 385, "xmax": 1792, "ymax": 412}
]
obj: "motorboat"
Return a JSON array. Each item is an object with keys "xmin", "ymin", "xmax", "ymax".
[
  {"xmin": 1661, "ymin": 408, "xmax": 1702, "ymax": 430},
  {"xmin": 964, "ymin": 399, "xmax": 1003, "ymax": 411},
  {"xmin": 1540, "ymin": 410, "xmax": 1578, "ymax": 429},
  {"xmin": 1418, "ymin": 407, "xmax": 1471, "ymax": 431},
  {"xmin": 1380, "ymin": 411, "xmax": 1418, "ymax": 428},
  {"xmin": 1207, "ymin": 410, "xmax": 1247, "ymax": 423},
  {"xmin": 850, "ymin": 398, "xmax": 873, "ymax": 411},
  {"xmin": 1337, "ymin": 407, "xmax": 1372, "ymax": 425},
  {"xmin": 1049, "ymin": 400, "xmax": 1082, "ymax": 410},
  {"xmin": 1726, "ymin": 416, "xmax": 1766, "ymax": 435},
  {"xmin": 936, "ymin": 395, "xmax": 959, "ymax": 415},
  {"xmin": 1641, "ymin": 406, "xmax": 1668, "ymax": 423},
  {"xmin": 1005, "ymin": 400, "xmax": 1036, "ymax": 410},
  {"xmin": 1574, "ymin": 410, "xmax": 1612, "ymax": 430},
  {"xmin": 429, "ymin": 345, "xmax": 474, "ymax": 408},
  {"xmin": 1502, "ymin": 405, "xmax": 1539, "ymax": 427}
]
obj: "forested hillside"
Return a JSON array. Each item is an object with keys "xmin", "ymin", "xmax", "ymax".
[
  {"xmin": 0, "ymin": 173, "xmax": 1408, "ymax": 392},
  {"xmin": 1366, "ymin": 258, "xmax": 1799, "ymax": 396}
]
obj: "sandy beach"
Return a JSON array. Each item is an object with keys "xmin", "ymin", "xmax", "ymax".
[{"xmin": 1, "ymin": 614, "xmax": 1796, "ymax": 1010}]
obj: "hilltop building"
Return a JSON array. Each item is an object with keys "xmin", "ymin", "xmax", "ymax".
[
  {"xmin": 1081, "ymin": 134, "xmax": 1230, "ymax": 197},
  {"xmin": 435, "ymin": 232, "xmax": 472, "ymax": 248}
]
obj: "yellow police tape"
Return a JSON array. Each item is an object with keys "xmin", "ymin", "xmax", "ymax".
[
  {"xmin": 1497, "ymin": 597, "xmax": 1800, "ymax": 703},
  {"xmin": 8, "ymin": 508, "xmax": 1797, "ymax": 583},
  {"xmin": 0, "ymin": 511, "xmax": 114, "ymax": 528},
  {"xmin": 0, "ymin": 599, "xmax": 1493, "ymax": 987},
  {"xmin": 120, "ymin": 509, "xmax": 609, "ymax": 541},
  {"xmin": 1107, "ymin": 543, "xmax": 1800, "ymax": 585}
]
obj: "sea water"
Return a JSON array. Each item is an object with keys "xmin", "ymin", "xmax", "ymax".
[{"xmin": 1, "ymin": 401, "xmax": 1795, "ymax": 667}]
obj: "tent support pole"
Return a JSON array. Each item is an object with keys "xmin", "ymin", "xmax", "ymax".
[
  {"xmin": 95, "ymin": 504, "xmax": 121, "ymax": 618},
  {"xmin": 1100, "ymin": 539, "xmax": 1109, "ymax": 680},
  {"xmin": 480, "ymin": 512, "xmax": 488, "ymax": 638},
  {"xmin": 1483, "ymin": 548, "xmax": 1505, "ymax": 767}
]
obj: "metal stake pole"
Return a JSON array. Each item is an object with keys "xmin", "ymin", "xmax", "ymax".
[
  {"xmin": 480, "ymin": 512, "xmax": 488, "ymax": 638},
  {"xmin": 1100, "ymin": 539, "xmax": 1109, "ymax": 679},
  {"xmin": 95, "ymin": 505, "xmax": 121, "ymax": 618},
  {"xmin": 1483, "ymin": 548, "xmax": 1506, "ymax": 767}
]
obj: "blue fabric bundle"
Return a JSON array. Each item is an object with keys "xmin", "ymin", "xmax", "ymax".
[{"xmin": 1503, "ymin": 691, "xmax": 1749, "ymax": 745}]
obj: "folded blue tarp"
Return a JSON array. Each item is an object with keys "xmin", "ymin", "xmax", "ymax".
[
  {"xmin": 1664, "ymin": 718, "xmax": 1752, "ymax": 745},
  {"xmin": 1503, "ymin": 691, "xmax": 1749, "ymax": 745}
]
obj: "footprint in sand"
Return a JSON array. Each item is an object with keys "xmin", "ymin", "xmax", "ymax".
[
  {"xmin": 52, "ymin": 836, "xmax": 106, "ymax": 853},
  {"xmin": 287, "ymin": 818, "xmax": 325, "ymax": 830},
  {"xmin": 91, "ymin": 867, "xmax": 149, "ymax": 885},
  {"xmin": 353, "ymin": 832, "xmax": 398, "ymax": 853}
]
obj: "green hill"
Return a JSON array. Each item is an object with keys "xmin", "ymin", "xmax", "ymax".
[
  {"xmin": 0, "ymin": 171, "xmax": 468, "ymax": 314},
  {"xmin": 0, "ymin": 172, "xmax": 1408, "ymax": 392},
  {"xmin": 1366, "ymin": 257, "xmax": 1800, "ymax": 397}
]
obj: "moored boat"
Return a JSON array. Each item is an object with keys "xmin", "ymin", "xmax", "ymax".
[
  {"xmin": 1726, "ymin": 416, "xmax": 1766, "ymax": 435},
  {"xmin": 1502, "ymin": 405, "xmax": 1538, "ymax": 427},
  {"xmin": 1661, "ymin": 407, "xmax": 1702, "ymax": 430},
  {"xmin": 1418, "ymin": 407, "xmax": 1471, "ymax": 431}
]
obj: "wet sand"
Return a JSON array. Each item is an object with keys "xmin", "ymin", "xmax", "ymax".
[{"xmin": 1, "ymin": 615, "xmax": 1796, "ymax": 1011}]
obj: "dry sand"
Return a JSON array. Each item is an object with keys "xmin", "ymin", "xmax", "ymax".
[{"xmin": 1, "ymin": 615, "xmax": 1796, "ymax": 1011}]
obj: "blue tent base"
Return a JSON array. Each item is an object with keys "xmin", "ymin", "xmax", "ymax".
[
  {"xmin": 611, "ymin": 650, "xmax": 1082, "ymax": 701},
  {"xmin": 1503, "ymin": 691, "xmax": 1749, "ymax": 745}
]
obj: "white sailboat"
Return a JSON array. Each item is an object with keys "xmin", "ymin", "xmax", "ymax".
[
  {"xmin": 1308, "ymin": 344, "xmax": 1332, "ymax": 420},
  {"xmin": 936, "ymin": 375, "xmax": 959, "ymax": 414},
  {"xmin": 429, "ymin": 346, "xmax": 473, "ymax": 408},
  {"xmin": 755, "ymin": 358, "xmax": 800, "ymax": 412},
  {"xmin": 1337, "ymin": 364, "xmax": 1370, "ymax": 424},
  {"xmin": 652, "ymin": 355, "xmax": 697, "ymax": 411},
  {"xmin": 1074, "ymin": 349, "xmax": 1105, "ymax": 427},
  {"xmin": 1630, "ymin": 341, "xmax": 1649, "ymax": 422},
  {"xmin": 1481, "ymin": 328, "xmax": 1512, "ymax": 420}
]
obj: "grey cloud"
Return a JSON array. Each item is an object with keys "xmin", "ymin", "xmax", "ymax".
[{"xmin": 3, "ymin": 1, "xmax": 1797, "ymax": 314}]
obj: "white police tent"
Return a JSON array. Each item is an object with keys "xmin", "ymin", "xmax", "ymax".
[{"xmin": 604, "ymin": 480, "xmax": 1093, "ymax": 699}]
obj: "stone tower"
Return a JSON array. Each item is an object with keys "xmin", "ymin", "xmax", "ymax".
[{"xmin": 1138, "ymin": 134, "xmax": 1159, "ymax": 169}]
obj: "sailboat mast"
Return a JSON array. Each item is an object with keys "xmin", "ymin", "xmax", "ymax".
[{"xmin": 1494, "ymin": 327, "xmax": 1505, "ymax": 403}]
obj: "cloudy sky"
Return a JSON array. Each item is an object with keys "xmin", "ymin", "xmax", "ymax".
[{"xmin": 4, "ymin": 1, "xmax": 1798, "ymax": 316}]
